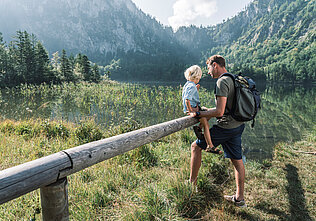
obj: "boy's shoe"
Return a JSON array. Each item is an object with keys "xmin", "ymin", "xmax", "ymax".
[
  {"xmin": 193, "ymin": 126, "xmax": 204, "ymax": 140},
  {"xmin": 224, "ymin": 195, "xmax": 247, "ymax": 208},
  {"xmin": 205, "ymin": 146, "xmax": 223, "ymax": 154}
]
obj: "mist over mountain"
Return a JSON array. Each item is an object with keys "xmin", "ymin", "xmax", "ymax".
[
  {"xmin": 0, "ymin": 0, "xmax": 315, "ymax": 82},
  {"xmin": 0, "ymin": 0, "xmax": 194, "ymax": 80}
]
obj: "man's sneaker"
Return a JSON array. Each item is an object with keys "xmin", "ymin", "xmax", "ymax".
[
  {"xmin": 185, "ymin": 180, "xmax": 198, "ymax": 193},
  {"xmin": 224, "ymin": 195, "xmax": 247, "ymax": 208}
]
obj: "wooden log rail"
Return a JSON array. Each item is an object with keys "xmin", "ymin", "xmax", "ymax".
[{"xmin": 0, "ymin": 116, "xmax": 198, "ymax": 219}]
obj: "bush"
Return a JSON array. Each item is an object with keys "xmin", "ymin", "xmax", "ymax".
[
  {"xmin": 15, "ymin": 122, "xmax": 35, "ymax": 139},
  {"xmin": 75, "ymin": 121, "xmax": 103, "ymax": 143},
  {"xmin": 0, "ymin": 120, "xmax": 15, "ymax": 134},
  {"xmin": 41, "ymin": 120, "xmax": 70, "ymax": 139}
]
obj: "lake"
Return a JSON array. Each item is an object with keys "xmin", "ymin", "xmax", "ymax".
[{"xmin": 0, "ymin": 81, "xmax": 315, "ymax": 161}]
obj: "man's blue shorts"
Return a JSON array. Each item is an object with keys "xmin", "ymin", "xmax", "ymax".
[{"xmin": 196, "ymin": 124, "xmax": 245, "ymax": 160}]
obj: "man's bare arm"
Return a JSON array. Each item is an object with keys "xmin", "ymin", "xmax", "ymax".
[{"xmin": 190, "ymin": 96, "xmax": 227, "ymax": 118}]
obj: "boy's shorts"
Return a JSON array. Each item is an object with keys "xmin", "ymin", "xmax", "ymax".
[{"xmin": 196, "ymin": 124, "xmax": 245, "ymax": 160}]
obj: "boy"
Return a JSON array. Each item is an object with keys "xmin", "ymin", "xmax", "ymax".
[{"xmin": 182, "ymin": 65, "xmax": 222, "ymax": 154}]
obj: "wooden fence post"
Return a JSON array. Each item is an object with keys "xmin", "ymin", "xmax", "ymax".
[{"xmin": 40, "ymin": 177, "xmax": 69, "ymax": 221}]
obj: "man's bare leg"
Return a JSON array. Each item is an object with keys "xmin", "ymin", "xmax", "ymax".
[
  {"xmin": 190, "ymin": 142, "xmax": 202, "ymax": 185},
  {"xmin": 231, "ymin": 159, "xmax": 245, "ymax": 201}
]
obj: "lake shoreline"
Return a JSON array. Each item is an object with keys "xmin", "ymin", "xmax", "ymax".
[{"xmin": 0, "ymin": 81, "xmax": 315, "ymax": 163}]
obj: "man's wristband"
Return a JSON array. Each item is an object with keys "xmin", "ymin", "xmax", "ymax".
[{"xmin": 196, "ymin": 111, "xmax": 201, "ymax": 117}]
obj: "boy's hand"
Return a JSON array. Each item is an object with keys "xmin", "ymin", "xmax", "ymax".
[
  {"xmin": 201, "ymin": 106, "xmax": 209, "ymax": 111},
  {"xmin": 196, "ymin": 84, "xmax": 200, "ymax": 91},
  {"xmin": 188, "ymin": 112, "xmax": 197, "ymax": 117}
]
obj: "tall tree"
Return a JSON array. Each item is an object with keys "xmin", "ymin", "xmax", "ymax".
[
  {"xmin": 81, "ymin": 55, "xmax": 91, "ymax": 82},
  {"xmin": 9, "ymin": 31, "xmax": 37, "ymax": 84},
  {"xmin": 60, "ymin": 49, "xmax": 74, "ymax": 82},
  {"xmin": 74, "ymin": 53, "xmax": 83, "ymax": 80},
  {"xmin": 91, "ymin": 64, "xmax": 101, "ymax": 83},
  {"xmin": 51, "ymin": 51, "xmax": 62, "ymax": 82},
  {"xmin": 34, "ymin": 41, "xmax": 55, "ymax": 83},
  {"xmin": 0, "ymin": 33, "xmax": 7, "ymax": 87}
]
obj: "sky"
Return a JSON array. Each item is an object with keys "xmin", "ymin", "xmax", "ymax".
[{"xmin": 131, "ymin": 0, "xmax": 253, "ymax": 31}]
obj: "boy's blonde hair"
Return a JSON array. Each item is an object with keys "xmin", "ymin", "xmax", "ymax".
[{"xmin": 184, "ymin": 65, "xmax": 202, "ymax": 81}]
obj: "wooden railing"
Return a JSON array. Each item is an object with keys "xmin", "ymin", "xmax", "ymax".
[{"xmin": 0, "ymin": 116, "xmax": 198, "ymax": 220}]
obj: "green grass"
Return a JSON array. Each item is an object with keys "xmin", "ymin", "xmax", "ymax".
[{"xmin": 0, "ymin": 120, "xmax": 315, "ymax": 220}]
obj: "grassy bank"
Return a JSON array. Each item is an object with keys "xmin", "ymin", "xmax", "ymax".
[{"xmin": 0, "ymin": 119, "xmax": 315, "ymax": 220}]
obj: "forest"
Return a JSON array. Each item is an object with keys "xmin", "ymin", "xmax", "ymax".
[
  {"xmin": 0, "ymin": 31, "xmax": 101, "ymax": 87},
  {"xmin": 207, "ymin": 0, "xmax": 315, "ymax": 83},
  {"xmin": 176, "ymin": 0, "xmax": 315, "ymax": 83}
]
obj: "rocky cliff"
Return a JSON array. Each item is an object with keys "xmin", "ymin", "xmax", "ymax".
[{"xmin": 0, "ymin": 0, "xmax": 184, "ymax": 64}]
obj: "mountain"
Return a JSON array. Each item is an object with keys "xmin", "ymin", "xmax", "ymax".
[
  {"xmin": 175, "ymin": 0, "xmax": 315, "ymax": 82},
  {"xmin": 0, "ymin": 0, "xmax": 315, "ymax": 82},
  {"xmin": 0, "ymin": 0, "xmax": 193, "ymax": 80},
  {"xmin": 0, "ymin": 0, "xmax": 166, "ymax": 57}
]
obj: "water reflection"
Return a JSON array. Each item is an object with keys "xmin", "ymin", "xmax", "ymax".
[
  {"xmin": 242, "ymin": 83, "xmax": 315, "ymax": 161},
  {"xmin": 0, "ymin": 82, "xmax": 315, "ymax": 161}
]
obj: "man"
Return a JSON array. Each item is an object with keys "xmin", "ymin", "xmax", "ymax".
[{"xmin": 189, "ymin": 55, "xmax": 247, "ymax": 207}]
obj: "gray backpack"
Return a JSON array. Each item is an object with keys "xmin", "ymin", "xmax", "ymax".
[{"xmin": 221, "ymin": 73, "xmax": 261, "ymax": 127}]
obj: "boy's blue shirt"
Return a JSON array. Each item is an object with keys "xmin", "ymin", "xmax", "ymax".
[{"xmin": 182, "ymin": 81, "xmax": 200, "ymax": 113}]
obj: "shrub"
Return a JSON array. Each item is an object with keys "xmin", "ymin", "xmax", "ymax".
[
  {"xmin": 0, "ymin": 120, "xmax": 15, "ymax": 134},
  {"xmin": 75, "ymin": 121, "xmax": 103, "ymax": 143},
  {"xmin": 15, "ymin": 122, "xmax": 35, "ymax": 139},
  {"xmin": 41, "ymin": 120, "xmax": 70, "ymax": 139}
]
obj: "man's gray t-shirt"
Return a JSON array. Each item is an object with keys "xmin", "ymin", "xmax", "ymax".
[{"xmin": 215, "ymin": 75, "xmax": 244, "ymax": 129}]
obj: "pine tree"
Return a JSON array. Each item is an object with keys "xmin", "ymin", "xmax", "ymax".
[
  {"xmin": 10, "ymin": 31, "xmax": 37, "ymax": 84},
  {"xmin": 27, "ymin": 33, "xmax": 37, "ymax": 84},
  {"xmin": 10, "ymin": 31, "xmax": 26, "ymax": 84},
  {"xmin": 1, "ymin": 31, "xmax": 103, "ymax": 86},
  {"xmin": 68, "ymin": 54, "xmax": 76, "ymax": 71},
  {"xmin": 0, "ymin": 33, "xmax": 7, "ymax": 86},
  {"xmin": 51, "ymin": 51, "xmax": 62, "ymax": 82},
  {"xmin": 34, "ymin": 42, "xmax": 54, "ymax": 83},
  {"xmin": 0, "ymin": 33, "xmax": 16, "ymax": 87},
  {"xmin": 91, "ymin": 64, "xmax": 101, "ymax": 83},
  {"xmin": 60, "ymin": 49, "xmax": 74, "ymax": 82},
  {"xmin": 74, "ymin": 53, "xmax": 83, "ymax": 81},
  {"xmin": 81, "ymin": 55, "xmax": 91, "ymax": 82}
]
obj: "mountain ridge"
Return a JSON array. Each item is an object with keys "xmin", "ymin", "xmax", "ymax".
[{"xmin": 0, "ymin": 0, "xmax": 315, "ymax": 82}]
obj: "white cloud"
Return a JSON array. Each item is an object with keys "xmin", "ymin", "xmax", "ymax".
[{"xmin": 168, "ymin": 0, "xmax": 217, "ymax": 31}]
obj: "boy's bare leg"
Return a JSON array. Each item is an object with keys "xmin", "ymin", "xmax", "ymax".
[
  {"xmin": 199, "ymin": 117, "xmax": 213, "ymax": 147},
  {"xmin": 197, "ymin": 112, "xmax": 211, "ymax": 131}
]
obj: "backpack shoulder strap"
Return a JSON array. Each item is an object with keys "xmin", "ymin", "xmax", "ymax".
[
  {"xmin": 220, "ymin": 73, "xmax": 236, "ymax": 81},
  {"xmin": 215, "ymin": 73, "xmax": 236, "ymax": 93},
  {"xmin": 216, "ymin": 73, "xmax": 237, "ymax": 115}
]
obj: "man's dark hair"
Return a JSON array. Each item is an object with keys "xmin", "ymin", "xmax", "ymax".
[{"xmin": 206, "ymin": 55, "xmax": 226, "ymax": 67}]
